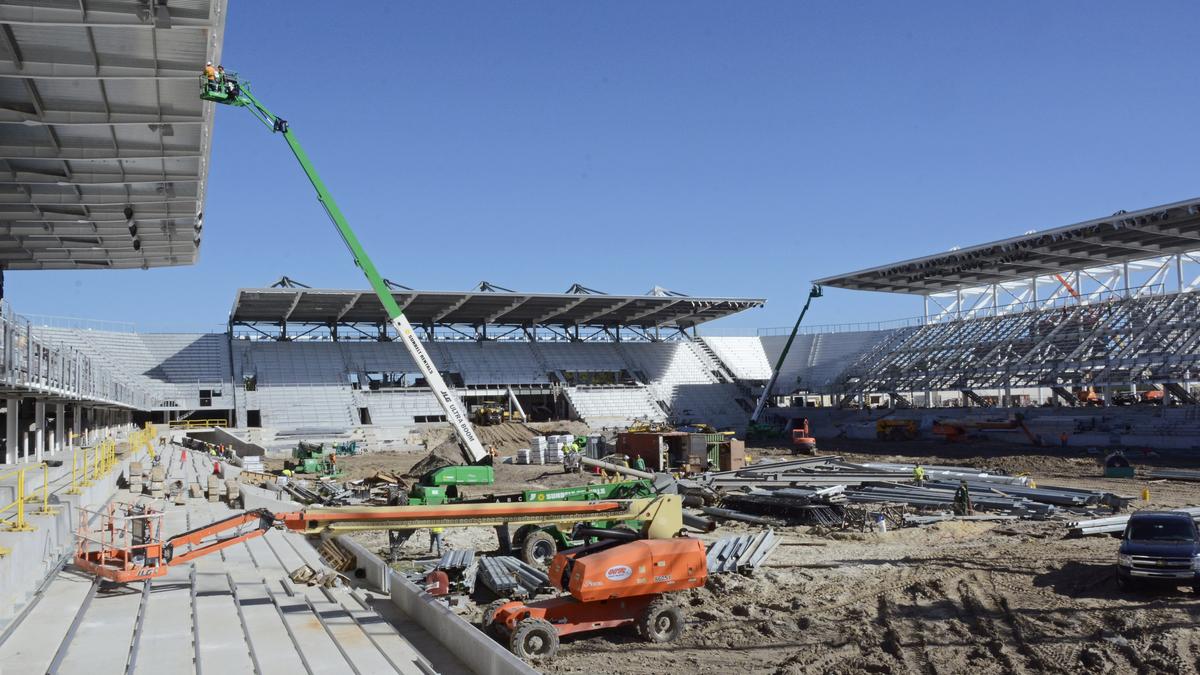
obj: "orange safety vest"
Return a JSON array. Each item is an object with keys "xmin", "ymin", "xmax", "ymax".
[{"xmin": 204, "ymin": 65, "xmax": 217, "ymax": 81}]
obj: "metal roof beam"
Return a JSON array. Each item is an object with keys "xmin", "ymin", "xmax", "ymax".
[
  {"xmin": 0, "ymin": 148, "xmax": 200, "ymax": 161},
  {"xmin": 653, "ymin": 302, "xmax": 718, "ymax": 328},
  {"xmin": 533, "ymin": 296, "xmax": 588, "ymax": 324},
  {"xmin": 431, "ymin": 295, "xmax": 473, "ymax": 322},
  {"xmin": 577, "ymin": 297, "xmax": 637, "ymax": 324},
  {"xmin": 0, "ymin": 23, "xmax": 23, "ymax": 67},
  {"xmin": 332, "ymin": 292, "xmax": 363, "ymax": 323},
  {"xmin": 0, "ymin": 175, "xmax": 198, "ymax": 186},
  {"xmin": 623, "ymin": 299, "xmax": 683, "ymax": 324},
  {"xmin": 281, "ymin": 290, "xmax": 305, "ymax": 322},
  {"xmin": 485, "ymin": 296, "xmax": 530, "ymax": 323},
  {"xmin": 0, "ymin": 2, "xmax": 213, "ymax": 27}
]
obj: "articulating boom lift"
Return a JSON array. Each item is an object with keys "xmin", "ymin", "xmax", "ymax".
[
  {"xmin": 199, "ymin": 73, "xmax": 488, "ymax": 465},
  {"xmin": 748, "ymin": 284, "xmax": 822, "ymax": 434}
]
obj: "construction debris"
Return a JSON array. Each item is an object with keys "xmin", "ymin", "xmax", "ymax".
[
  {"xmin": 706, "ymin": 529, "xmax": 780, "ymax": 574},
  {"xmin": 1147, "ymin": 468, "xmax": 1200, "ymax": 482},
  {"xmin": 1067, "ymin": 507, "xmax": 1200, "ymax": 537}
]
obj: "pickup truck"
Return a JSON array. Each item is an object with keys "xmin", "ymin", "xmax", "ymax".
[{"xmin": 1116, "ymin": 511, "xmax": 1200, "ymax": 593}]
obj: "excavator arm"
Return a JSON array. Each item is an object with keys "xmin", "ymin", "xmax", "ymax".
[{"xmin": 201, "ymin": 74, "xmax": 488, "ymax": 465}]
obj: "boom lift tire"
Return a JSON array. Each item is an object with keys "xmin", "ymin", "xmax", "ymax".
[
  {"xmin": 510, "ymin": 618, "xmax": 559, "ymax": 660},
  {"xmin": 637, "ymin": 598, "xmax": 685, "ymax": 643},
  {"xmin": 520, "ymin": 530, "xmax": 558, "ymax": 568},
  {"xmin": 482, "ymin": 599, "xmax": 512, "ymax": 640}
]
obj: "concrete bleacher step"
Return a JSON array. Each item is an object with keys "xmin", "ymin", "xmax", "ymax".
[
  {"xmin": 234, "ymin": 581, "xmax": 307, "ymax": 675},
  {"xmin": 309, "ymin": 595, "xmax": 398, "ymax": 673},
  {"xmin": 269, "ymin": 586, "xmax": 354, "ymax": 674},
  {"xmin": 331, "ymin": 590, "xmax": 435, "ymax": 673},
  {"xmin": 0, "ymin": 572, "xmax": 96, "ymax": 672},
  {"xmin": 192, "ymin": 567, "xmax": 256, "ymax": 672},
  {"xmin": 132, "ymin": 568, "xmax": 196, "ymax": 675}
]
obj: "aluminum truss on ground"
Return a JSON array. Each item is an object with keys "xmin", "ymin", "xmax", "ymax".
[{"xmin": 836, "ymin": 290, "xmax": 1200, "ymax": 397}]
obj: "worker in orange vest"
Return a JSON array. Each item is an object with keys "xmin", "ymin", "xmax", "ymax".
[{"xmin": 203, "ymin": 61, "xmax": 216, "ymax": 81}]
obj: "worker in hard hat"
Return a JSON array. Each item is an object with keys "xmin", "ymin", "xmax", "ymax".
[
  {"xmin": 203, "ymin": 61, "xmax": 216, "ymax": 81},
  {"xmin": 912, "ymin": 464, "xmax": 926, "ymax": 486},
  {"xmin": 953, "ymin": 480, "xmax": 972, "ymax": 516},
  {"xmin": 429, "ymin": 527, "xmax": 445, "ymax": 555}
]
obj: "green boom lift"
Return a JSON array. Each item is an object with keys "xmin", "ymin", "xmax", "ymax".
[
  {"xmin": 200, "ymin": 72, "xmax": 490, "ymax": 466},
  {"xmin": 747, "ymin": 284, "xmax": 822, "ymax": 439}
]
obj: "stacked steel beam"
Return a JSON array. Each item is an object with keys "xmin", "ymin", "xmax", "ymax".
[
  {"xmin": 1068, "ymin": 507, "xmax": 1200, "ymax": 536},
  {"xmin": 706, "ymin": 529, "xmax": 780, "ymax": 573}
]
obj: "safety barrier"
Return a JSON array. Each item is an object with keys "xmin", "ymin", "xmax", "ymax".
[
  {"xmin": 1, "ymin": 462, "xmax": 58, "ymax": 535},
  {"xmin": 66, "ymin": 439, "xmax": 118, "ymax": 495},
  {"xmin": 126, "ymin": 423, "xmax": 159, "ymax": 461},
  {"xmin": 168, "ymin": 419, "xmax": 228, "ymax": 430}
]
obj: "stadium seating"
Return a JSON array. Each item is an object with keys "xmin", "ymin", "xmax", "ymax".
[
  {"xmin": 564, "ymin": 386, "xmax": 667, "ymax": 429},
  {"xmin": 701, "ymin": 337, "xmax": 772, "ymax": 380}
]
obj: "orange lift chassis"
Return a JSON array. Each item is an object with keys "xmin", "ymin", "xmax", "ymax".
[{"xmin": 75, "ymin": 496, "xmax": 687, "ymax": 583}]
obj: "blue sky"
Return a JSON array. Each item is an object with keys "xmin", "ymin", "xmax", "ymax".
[{"xmin": 11, "ymin": 2, "xmax": 1200, "ymax": 333}]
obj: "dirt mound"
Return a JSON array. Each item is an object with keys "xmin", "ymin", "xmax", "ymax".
[{"xmin": 404, "ymin": 438, "xmax": 465, "ymax": 478}]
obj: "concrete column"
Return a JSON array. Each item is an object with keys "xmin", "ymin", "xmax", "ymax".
[
  {"xmin": 34, "ymin": 400, "xmax": 45, "ymax": 462},
  {"xmin": 55, "ymin": 403, "xmax": 64, "ymax": 454},
  {"xmin": 4, "ymin": 397, "xmax": 15, "ymax": 464}
]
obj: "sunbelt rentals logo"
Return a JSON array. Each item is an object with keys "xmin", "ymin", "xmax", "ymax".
[{"xmin": 605, "ymin": 565, "xmax": 633, "ymax": 581}]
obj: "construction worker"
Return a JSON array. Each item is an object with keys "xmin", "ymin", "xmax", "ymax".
[
  {"xmin": 203, "ymin": 61, "xmax": 216, "ymax": 81},
  {"xmin": 429, "ymin": 527, "xmax": 445, "ymax": 556},
  {"xmin": 633, "ymin": 455, "xmax": 647, "ymax": 472},
  {"xmin": 913, "ymin": 464, "xmax": 926, "ymax": 486},
  {"xmin": 953, "ymin": 480, "xmax": 972, "ymax": 516}
]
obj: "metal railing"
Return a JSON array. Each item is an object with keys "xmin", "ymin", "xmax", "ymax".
[
  {"xmin": 168, "ymin": 418, "xmax": 228, "ymax": 429},
  {"xmin": 1, "ymin": 462, "xmax": 59, "ymax": 536},
  {"xmin": 66, "ymin": 439, "xmax": 118, "ymax": 496},
  {"xmin": 4, "ymin": 301, "xmax": 154, "ymax": 409}
]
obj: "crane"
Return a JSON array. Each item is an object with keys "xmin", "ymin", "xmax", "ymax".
[
  {"xmin": 749, "ymin": 284, "xmax": 822, "ymax": 427},
  {"xmin": 199, "ymin": 72, "xmax": 489, "ymax": 465}
]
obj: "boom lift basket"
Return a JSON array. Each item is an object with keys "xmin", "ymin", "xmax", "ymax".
[{"xmin": 75, "ymin": 503, "xmax": 168, "ymax": 583}]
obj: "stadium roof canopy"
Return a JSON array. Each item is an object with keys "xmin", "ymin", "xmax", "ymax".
[
  {"xmin": 0, "ymin": 0, "xmax": 227, "ymax": 270},
  {"xmin": 230, "ymin": 287, "xmax": 765, "ymax": 331},
  {"xmin": 816, "ymin": 197, "xmax": 1200, "ymax": 295}
]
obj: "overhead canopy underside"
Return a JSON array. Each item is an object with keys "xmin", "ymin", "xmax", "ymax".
[
  {"xmin": 231, "ymin": 287, "xmax": 765, "ymax": 330},
  {"xmin": 816, "ymin": 197, "xmax": 1200, "ymax": 295},
  {"xmin": 0, "ymin": 0, "xmax": 227, "ymax": 270}
]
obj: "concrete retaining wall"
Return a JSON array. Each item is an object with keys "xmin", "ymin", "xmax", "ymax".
[
  {"xmin": 335, "ymin": 535, "xmax": 536, "ymax": 675},
  {"xmin": 0, "ymin": 451, "xmax": 143, "ymax": 627}
]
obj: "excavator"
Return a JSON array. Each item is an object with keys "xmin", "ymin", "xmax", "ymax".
[{"xmin": 198, "ymin": 70, "xmax": 489, "ymax": 469}]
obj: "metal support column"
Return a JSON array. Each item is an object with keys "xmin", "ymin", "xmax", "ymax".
[
  {"xmin": 55, "ymin": 403, "xmax": 65, "ymax": 455},
  {"xmin": 34, "ymin": 400, "xmax": 45, "ymax": 462},
  {"xmin": 71, "ymin": 403, "xmax": 80, "ymax": 452},
  {"xmin": 4, "ymin": 397, "xmax": 15, "ymax": 464}
]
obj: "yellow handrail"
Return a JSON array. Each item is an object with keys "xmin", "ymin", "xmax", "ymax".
[
  {"xmin": 166, "ymin": 417, "xmax": 226, "ymax": 427},
  {"xmin": 0, "ymin": 463, "xmax": 49, "ymax": 532}
]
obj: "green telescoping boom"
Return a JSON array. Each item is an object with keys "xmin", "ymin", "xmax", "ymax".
[
  {"xmin": 200, "ymin": 73, "xmax": 489, "ymax": 464},
  {"xmin": 749, "ymin": 284, "xmax": 822, "ymax": 424}
]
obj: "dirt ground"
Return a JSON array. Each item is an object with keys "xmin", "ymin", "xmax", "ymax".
[
  {"xmin": 545, "ymin": 439, "xmax": 1200, "ymax": 675},
  {"xmin": 333, "ymin": 434, "xmax": 1200, "ymax": 674}
]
